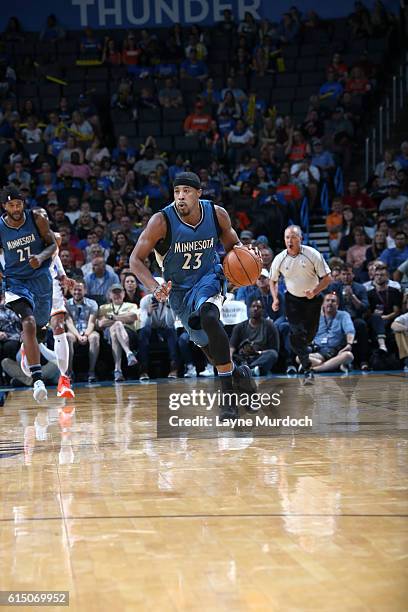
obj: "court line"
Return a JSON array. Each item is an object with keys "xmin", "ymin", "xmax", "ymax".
[{"xmin": 0, "ymin": 513, "xmax": 407, "ymax": 522}]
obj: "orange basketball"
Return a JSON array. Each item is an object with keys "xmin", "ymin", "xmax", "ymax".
[{"xmin": 223, "ymin": 246, "xmax": 263, "ymax": 287}]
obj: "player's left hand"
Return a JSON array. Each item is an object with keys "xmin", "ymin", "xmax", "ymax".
[
  {"xmin": 29, "ymin": 255, "xmax": 42, "ymax": 269},
  {"xmin": 304, "ymin": 289, "xmax": 316, "ymax": 299},
  {"xmin": 60, "ymin": 276, "xmax": 76, "ymax": 292}
]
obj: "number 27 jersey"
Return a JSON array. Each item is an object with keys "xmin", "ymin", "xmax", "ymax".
[{"xmin": 0, "ymin": 210, "xmax": 50, "ymax": 280}]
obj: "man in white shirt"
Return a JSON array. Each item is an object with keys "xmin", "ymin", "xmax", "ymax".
[
  {"xmin": 269, "ymin": 225, "xmax": 331, "ymax": 384},
  {"xmin": 290, "ymin": 157, "xmax": 320, "ymax": 208}
]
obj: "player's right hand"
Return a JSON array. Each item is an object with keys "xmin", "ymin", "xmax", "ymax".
[
  {"xmin": 29, "ymin": 255, "xmax": 42, "ymax": 269},
  {"xmin": 153, "ymin": 281, "xmax": 172, "ymax": 302},
  {"xmin": 272, "ymin": 299, "xmax": 280, "ymax": 312}
]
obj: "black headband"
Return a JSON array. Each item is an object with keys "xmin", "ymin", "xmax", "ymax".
[{"xmin": 173, "ymin": 172, "xmax": 201, "ymax": 190}]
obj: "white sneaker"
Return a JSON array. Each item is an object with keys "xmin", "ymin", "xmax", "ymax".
[
  {"xmin": 199, "ymin": 364, "xmax": 215, "ymax": 377},
  {"xmin": 33, "ymin": 380, "xmax": 47, "ymax": 402},
  {"xmin": 184, "ymin": 364, "xmax": 197, "ymax": 378}
]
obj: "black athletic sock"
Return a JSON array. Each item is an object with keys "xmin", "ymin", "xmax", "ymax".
[
  {"xmin": 219, "ymin": 369, "xmax": 234, "ymax": 393},
  {"xmin": 29, "ymin": 364, "xmax": 42, "ymax": 383}
]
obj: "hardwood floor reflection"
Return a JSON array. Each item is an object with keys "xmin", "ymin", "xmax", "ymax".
[{"xmin": 0, "ymin": 374, "xmax": 407, "ymax": 610}]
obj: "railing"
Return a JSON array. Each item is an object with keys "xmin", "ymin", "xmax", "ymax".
[{"xmin": 364, "ymin": 51, "xmax": 408, "ymax": 182}]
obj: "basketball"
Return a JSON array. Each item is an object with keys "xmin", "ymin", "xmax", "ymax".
[{"xmin": 223, "ymin": 246, "xmax": 263, "ymax": 287}]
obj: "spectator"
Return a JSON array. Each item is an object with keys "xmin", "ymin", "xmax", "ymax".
[
  {"xmin": 329, "ymin": 264, "xmax": 370, "ymax": 369},
  {"xmin": 276, "ymin": 171, "xmax": 302, "ymax": 204},
  {"xmin": 58, "ymin": 227, "xmax": 85, "ymax": 267},
  {"xmin": 311, "ymin": 139, "xmax": 336, "ymax": 178},
  {"xmin": 183, "ymin": 100, "xmax": 212, "ymax": 137},
  {"xmin": 70, "ymin": 111, "xmax": 94, "ymax": 142},
  {"xmin": 380, "ymin": 231, "xmax": 408, "ymax": 274},
  {"xmin": 396, "ymin": 141, "xmax": 408, "ymax": 171},
  {"xmin": 138, "ymin": 287, "xmax": 179, "ymax": 380},
  {"xmin": 290, "ymin": 156, "xmax": 320, "ymax": 207},
  {"xmin": 343, "ymin": 180, "xmax": 376, "ymax": 212},
  {"xmin": 378, "ymin": 183, "xmax": 408, "ymax": 220},
  {"xmin": 328, "ymin": 53, "xmax": 349, "ymax": 82},
  {"xmin": 21, "ymin": 116, "xmax": 42, "ymax": 143},
  {"xmin": 365, "ymin": 231, "xmax": 388, "ymax": 264},
  {"xmin": 80, "ymin": 27, "xmax": 102, "ymax": 60},
  {"xmin": 309, "ymin": 292, "xmax": 355, "ymax": 373},
  {"xmin": 394, "ymin": 258, "xmax": 408, "ymax": 291},
  {"xmin": 58, "ymin": 135, "xmax": 84, "ymax": 165},
  {"xmin": 58, "ymin": 151, "xmax": 91, "ymax": 181},
  {"xmin": 348, "ymin": 1, "xmax": 372, "ymax": 38},
  {"xmin": 286, "ymin": 129, "xmax": 310, "ymax": 163},
  {"xmin": 180, "ymin": 49, "xmax": 208, "ymax": 80},
  {"xmin": 217, "ymin": 90, "xmax": 242, "ymax": 120},
  {"xmin": 96, "ymin": 284, "xmax": 138, "ymax": 382},
  {"xmin": 391, "ymin": 293, "xmax": 408, "ymax": 371},
  {"xmin": 102, "ymin": 37, "xmax": 122, "ymax": 65},
  {"xmin": 66, "ymin": 281, "xmax": 100, "ymax": 382},
  {"xmin": 134, "ymin": 145, "xmax": 168, "ymax": 176},
  {"xmin": 367, "ymin": 266, "xmax": 402, "ymax": 350},
  {"xmin": 221, "ymin": 77, "xmax": 247, "ymax": 105},
  {"xmin": 326, "ymin": 197, "xmax": 344, "ymax": 254},
  {"xmin": 346, "ymin": 227, "xmax": 369, "ymax": 271},
  {"xmin": 40, "ymin": 13, "xmax": 65, "ymax": 42},
  {"xmin": 0, "ymin": 296, "xmax": 22, "ymax": 383},
  {"xmin": 158, "ymin": 78, "xmax": 183, "ymax": 108},
  {"xmin": 230, "ymin": 299, "xmax": 280, "ymax": 376},
  {"xmin": 8, "ymin": 160, "xmax": 31, "ymax": 186},
  {"xmin": 236, "ymin": 268, "xmax": 283, "ymax": 320},
  {"xmin": 319, "ymin": 69, "xmax": 344, "ymax": 101},
  {"xmin": 122, "ymin": 272, "xmax": 143, "ymax": 305},
  {"xmin": 84, "ymin": 256, "xmax": 120, "ymax": 303},
  {"xmin": 375, "ymin": 149, "xmax": 401, "ymax": 179},
  {"xmin": 345, "ymin": 67, "xmax": 371, "ymax": 96},
  {"xmin": 364, "ymin": 260, "xmax": 401, "ymax": 291},
  {"xmin": 85, "ymin": 137, "xmax": 111, "ymax": 164}
]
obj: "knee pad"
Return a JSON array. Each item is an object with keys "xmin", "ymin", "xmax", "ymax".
[{"xmin": 199, "ymin": 303, "xmax": 230, "ymax": 365}]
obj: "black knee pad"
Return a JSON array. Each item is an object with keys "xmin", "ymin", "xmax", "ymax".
[{"xmin": 199, "ymin": 303, "xmax": 230, "ymax": 365}]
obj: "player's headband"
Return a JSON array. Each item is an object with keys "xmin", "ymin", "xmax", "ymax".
[
  {"xmin": 0, "ymin": 190, "xmax": 24, "ymax": 204},
  {"xmin": 173, "ymin": 172, "xmax": 201, "ymax": 190}
]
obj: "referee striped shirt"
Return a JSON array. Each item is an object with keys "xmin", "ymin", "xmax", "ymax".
[{"xmin": 269, "ymin": 245, "xmax": 331, "ymax": 298}]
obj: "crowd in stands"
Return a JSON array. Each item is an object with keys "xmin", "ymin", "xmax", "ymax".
[{"xmin": 0, "ymin": 4, "xmax": 407, "ymax": 384}]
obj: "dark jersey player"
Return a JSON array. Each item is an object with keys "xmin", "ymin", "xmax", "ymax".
[
  {"xmin": 0, "ymin": 187, "xmax": 57, "ymax": 401},
  {"xmin": 130, "ymin": 171, "xmax": 257, "ymax": 421}
]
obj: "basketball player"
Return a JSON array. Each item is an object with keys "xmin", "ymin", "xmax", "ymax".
[
  {"xmin": 270, "ymin": 225, "xmax": 331, "ymax": 384},
  {"xmin": 130, "ymin": 171, "xmax": 256, "ymax": 420},
  {"xmin": 0, "ymin": 187, "xmax": 57, "ymax": 401},
  {"xmin": 20, "ymin": 229, "xmax": 76, "ymax": 398}
]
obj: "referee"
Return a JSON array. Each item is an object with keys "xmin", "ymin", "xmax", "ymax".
[{"xmin": 269, "ymin": 225, "xmax": 331, "ymax": 384}]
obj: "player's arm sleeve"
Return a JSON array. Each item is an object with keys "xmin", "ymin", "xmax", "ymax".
[{"xmin": 53, "ymin": 255, "xmax": 65, "ymax": 277}]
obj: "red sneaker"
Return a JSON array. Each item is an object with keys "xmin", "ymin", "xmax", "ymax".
[{"xmin": 57, "ymin": 375, "xmax": 75, "ymax": 399}]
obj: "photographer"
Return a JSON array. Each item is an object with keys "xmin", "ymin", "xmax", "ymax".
[
  {"xmin": 230, "ymin": 299, "xmax": 279, "ymax": 376},
  {"xmin": 308, "ymin": 292, "xmax": 355, "ymax": 373}
]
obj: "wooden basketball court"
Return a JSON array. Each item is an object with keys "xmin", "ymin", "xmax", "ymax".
[{"xmin": 0, "ymin": 373, "xmax": 407, "ymax": 611}]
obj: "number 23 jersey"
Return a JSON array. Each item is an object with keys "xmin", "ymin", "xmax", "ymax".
[
  {"xmin": 156, "ymin": 199, "xmax": 221, "ymax": 292},
  {"xmin": 0, "ymin": 209, "xmax": 51, "ymax": 279}
]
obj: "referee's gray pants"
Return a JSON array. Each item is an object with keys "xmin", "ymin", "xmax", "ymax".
[{"xmin": 284, "ymin": 292, "xmax": 323, "ymax": 371}]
